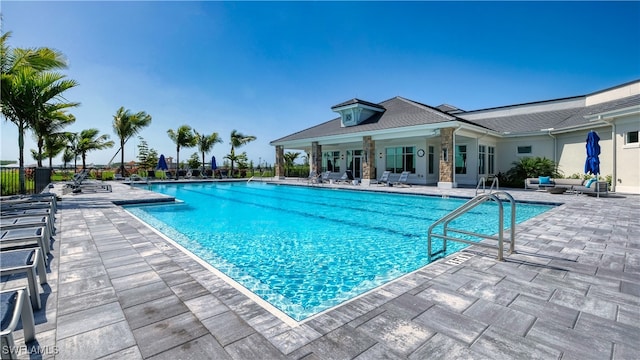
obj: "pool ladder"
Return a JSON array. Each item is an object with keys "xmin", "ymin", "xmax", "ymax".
[
  {"xmin": 475, "ymin": 176, "xmax": 499, "ymax": 196},
  {"xmin": 428, "ymin": 191, "xmax": 515, "ymax": 261}
]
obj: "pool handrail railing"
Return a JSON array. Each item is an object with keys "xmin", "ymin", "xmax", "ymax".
[{"xmin": 428, "ymin": 191, "xmax": 516, "ymax": 261}]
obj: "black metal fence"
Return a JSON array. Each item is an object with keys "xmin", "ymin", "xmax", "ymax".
[{"xmin": 0, "ymin": 167, "xmax": 52, "ymax": 196}]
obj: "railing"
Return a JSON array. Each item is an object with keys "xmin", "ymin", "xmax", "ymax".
[
  {"xmin": 428, "ymin": 191, "xmax": 516, "ymax": 261},
  {"xmin": 475, "ymin": 176, "xmax": 499, "ymax": 196},
  {"xmin": 0, "ymin": 167, "xmax": 48, "ymax": 196}
]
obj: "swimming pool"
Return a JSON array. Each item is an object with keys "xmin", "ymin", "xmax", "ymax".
[{"xmin": 126, "ymin": 182, "xmax": 552, "ymax": 321}]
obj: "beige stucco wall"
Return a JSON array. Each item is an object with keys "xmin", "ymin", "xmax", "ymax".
[
  {"xmin": 556, "ymin": 128, "xmax": 612, "ymax": 178},
  {"xmin": 494, "ymin": 136, "xmax": 555, "ymax": 174},
  {"xmin": 615, "ymin": 115, "xmax": 640, "ymax": 194}
]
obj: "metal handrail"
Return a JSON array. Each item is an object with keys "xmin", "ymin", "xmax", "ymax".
[
  {"xmin": 489, "ymin": 176, "xmax": 499, "ymax": 193},
  {"xmin": 428, "ymin": 191, "xmax": 516, "ymax": 261},
  {"xmin": 475, "ymin": 177, "xmax": 486, "ymax": 196},
  {"xmin": 475, "ymin": 176, "xmax": 500, "ymax": 196}
]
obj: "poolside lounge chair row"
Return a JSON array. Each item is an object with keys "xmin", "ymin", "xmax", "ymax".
[
  {"xmin": 307, "ymin": 170, "xmax": 412, "ymax": 187},
  {"xmin": 370, "ymin": 171, "xmax": 411, "ymax": 187},
  {"xmin": 1, "ymin": 193, "xmax": 57, "ymax": 355}
]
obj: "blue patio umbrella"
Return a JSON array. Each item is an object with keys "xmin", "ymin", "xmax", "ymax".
[
  {"xmin": 584, "ymin": 130, "xmax": 600, "ymax": 176},
  {"xmin": 211, "ymin": 156, "xmax": 217, "ymax": 170},
  {"xmin": 157, "ymin": 154, "xmax": 168, "ymax": 170}
]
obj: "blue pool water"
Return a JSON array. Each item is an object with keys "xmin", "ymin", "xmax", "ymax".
[{"xmin": 126, "ymin": 182, "xmax": 552, "ymax": 321}]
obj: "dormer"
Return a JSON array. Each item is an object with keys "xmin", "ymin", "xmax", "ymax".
[{"xmin": 331, "ymin": 98, "xmax": 385, "ymax": 127}]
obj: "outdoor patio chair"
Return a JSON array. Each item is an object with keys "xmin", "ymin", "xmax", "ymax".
[
  {"xmin": 394, "ymin": 171, "xmax": 411, "ymax": 187},
  {"xmin": 2, "ymin": 194, "xmax": 57, "ymax": 213},
  {"xmin": 1, "ymin": 216, "xmax": 53, "ymax": 246},
  {"xmin": 306, "ymin": 171, "xmax": 320, "ymax": 184},
  {"xmin": 320, "ymin": 171, "xmax": 332, "ymax": 183},
  {"xmin": 1, "ymin": 209, "xmax": 55, "ymax": 234},
  {"xmin": 0, "ymin": 248, "xmax": 46, "ymax": 310},
  {"xmin": 371, "ymin": 171, "xmax": 391, "ymax": 186},
  {"xmin": 0, "ymin": 287, "xmax": 36, "ymax": 359},
  {"xmin": 336, "ymin": 170, "xmax": 355, "ymax": 184},
  {"xmin": 0, "ymin": 227, "xmax": 50, "ymax": 256}
]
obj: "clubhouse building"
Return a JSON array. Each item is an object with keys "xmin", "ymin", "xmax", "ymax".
[{"xmin": 271, "ymin": 80, "xmax": 640, "ymax": 194}]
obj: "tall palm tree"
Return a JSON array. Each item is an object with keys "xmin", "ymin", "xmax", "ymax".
[
  {"xmin": 43, "ymin": 131, "xmax": 73, "ymax": 168},
  {"xmin": 112, "ymin": 106, "xmax": 152, "ymax": 176},
  {"xmin": 283, "ymin": 152, "xmax": 300, "ymax": 177},
  {"xmin": 31, "ymin": 105, "xmax": 76, "ymax": 166},
  {"xmin": 1, "ymin": 32, "xmax": 71, "ymax": 193},
  {"xmin": 195, "ymin": 130, "xmax": 222, "ymax": 176},
  {"xmin": 167, "ymin": 125, "xmax": 197, "ymax": 180},
  {"xmin": 77, "ymin": 128, "xmax": 114, "ymax": 169},
  {"xmin": 228, "ymin": 130, "xmax": 256, "ymax": 176},
  {"xmin": 64, "ymin": 132, "xmax": 80, "ymax": 171}
]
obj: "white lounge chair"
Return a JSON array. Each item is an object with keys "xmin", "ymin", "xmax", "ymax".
[
  {"xmin": 394, "ymin": 171, "xmax": 411, "ymax": 187},
  {"xmin": 307, "ymin": 171, "xmax": 320, "ymax": 184},
  {"xmin": 320, "ymin": 171, "xmax": 332, "ymax": 183},
  {"xmin": 371, "ymin": 171, "xmax": 391, "ymax": 186},
  {"xmin": 0, "ymin": 287, "xmax": 36, "ymax": 357},
  {"xmin": 336, "ymin": 170, "xmax": 355, "ymax": 184}
]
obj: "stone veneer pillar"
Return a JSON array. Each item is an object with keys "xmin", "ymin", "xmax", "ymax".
[
  {"xmin": 361, "ymin": 136, "xmax": 375, "ymax": 186},
  {"xmin": 275, "ymin": 145, "xmax": 285, "ymax": 179},
  {"xmin": 311, "ymin": 142, "xmax": 322, "ymax": 174},
  {"xmin": 438, "ymin": 127, "xmax": 456, "ymax": 188}
]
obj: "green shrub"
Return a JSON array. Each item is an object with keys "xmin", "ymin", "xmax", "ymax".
[
  {"xmin": 502, "ymin": 157, "xmax": 560, "ymax": 188},
  {"xmin": 102, "ymin": 171, "xmax": 115, "ymax": 181}
]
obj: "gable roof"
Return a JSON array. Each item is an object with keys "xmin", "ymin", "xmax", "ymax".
[
  {"xmin": 459, "ymin": 94, "xmax": 640, "ymax": 134},
  {"xmin": 330, "ymin": 98, "xmax": 385, "ymax": 111},
  {"xmin": 271, "ymin": 97, "xmax": 480, "ymax": 144},
  {"xmin": 272, "ymin": 80, "xmax": 640, "ymax": 144}
]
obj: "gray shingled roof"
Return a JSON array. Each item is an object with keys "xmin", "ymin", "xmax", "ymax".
[
  {"xmin": 461, "ymin": 94, "xmax": 640, "ymax": 134},
  {"xmin": 272, "ymin": 91, "xmax": 640, "ymax": 144},
  {"xmin": 330, "ymin": 98, "xmax": 385, "ymax": 110},
  {"xmin": 272, "ymin": 97, "xmax": 474, "ymax": 143}
]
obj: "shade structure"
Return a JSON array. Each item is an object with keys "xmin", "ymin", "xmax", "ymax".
[
  {"xmin": 584, "ymin": 131, "xmax": 600, "ymax": 175},
  {"xmin": 157, "ymin": 154, "xmax": 169, "ymax": 171},
  {"xmin": 211, "ymin": 156, "xmax": 217, "ymax": 170}
]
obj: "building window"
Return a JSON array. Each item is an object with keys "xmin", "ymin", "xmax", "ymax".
[
  {"xmin": 385, "ymin": 146, "xmax": 415, "ymax": 173},
  {"xmin": 455, "ymin": 145, "xmax": 467, "ymax": 174},
  {"xmin": 517, "ymin": 146, "xmax": 532, "ymax": 154},
  {"xmin": 322, "ymin": 151, "xmax": 340, "ymax": 173},
  {"xmin": 488, "ymin": 146, "xmax": 495, "ymax": 174},
  {"xmin": 428, "ymin": 146, "xmax": 435, "ymax": 174},
  {"xmin": 626, "ymin": 131, "xmax": 639, "ymax": 144},
  {"xmin": 478, "ymin": 145, "xmax": 486, "ymax": 175}
]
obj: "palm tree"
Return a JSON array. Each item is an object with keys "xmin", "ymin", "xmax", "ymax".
[
  {"xmin": 228, "ymin": 130, "xmax": 256, "ymax": 176},
  {"xmin": 195, "ymin": 130, "xmax": 222, "ymax": 176},
  {"xmin": 76, "ymin": 128, "xmax": 114, "ymax": 169},
  {"xmin": 43, "ymin": 131, "xmax": 73, "ymax": 168},
  {"xmin": 112, "ymin": 106, "xmax": 152, "ymax": 176},
  {"xmin": 31, "ymin": 105, "xmax": 76, "ymax": 166},
  {"xmin": 283, "ymin": 152, "xmax": 300, "ymax": 177},
  {"xmin": 64, "ymin": 132, "xmax": 80, "ymax": 171},
  {"xmin": 167, "ymin": 125, "xmax": 197, "ymax": 180},
  {"xmin": 1, "ymin": 32, "xmax": 73, "ymax": 193}
]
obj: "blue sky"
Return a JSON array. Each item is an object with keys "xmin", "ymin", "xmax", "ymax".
[{"xmin": 2, "ymin": 1, "xmax": 639, "ymax": 167}]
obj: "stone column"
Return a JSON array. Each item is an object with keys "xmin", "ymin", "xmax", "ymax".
[
  {"xmin": 361, "ymin": 136, "xmax": 375, "ymax": 185},
  {"xmin": 275, "ymin": 145, "xmax": 285, "ymax": 179},
  {"xmin": 311, "ymin": 142, "xmax": 322, "ymax": 174},
  {"xmin": 438, "ymin": 128, "xmax": 455, "ymax": 188}
]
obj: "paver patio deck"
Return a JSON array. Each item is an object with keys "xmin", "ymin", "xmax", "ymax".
[{"xmin": 2, "ymin": 179, "xmax": 639, "ymax": 359}]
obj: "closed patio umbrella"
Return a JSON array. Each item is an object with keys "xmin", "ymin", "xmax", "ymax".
[
  {"xmin": 157, "ymin": 154, "xmax": 169, "ymax": 170},
  {"xmin": 211, "ymin": 156, "xmax": 217, "ymax": 171},
  {"xmin": 584, "ymin": 130, "xmax": 600, "ymax": 176}
]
